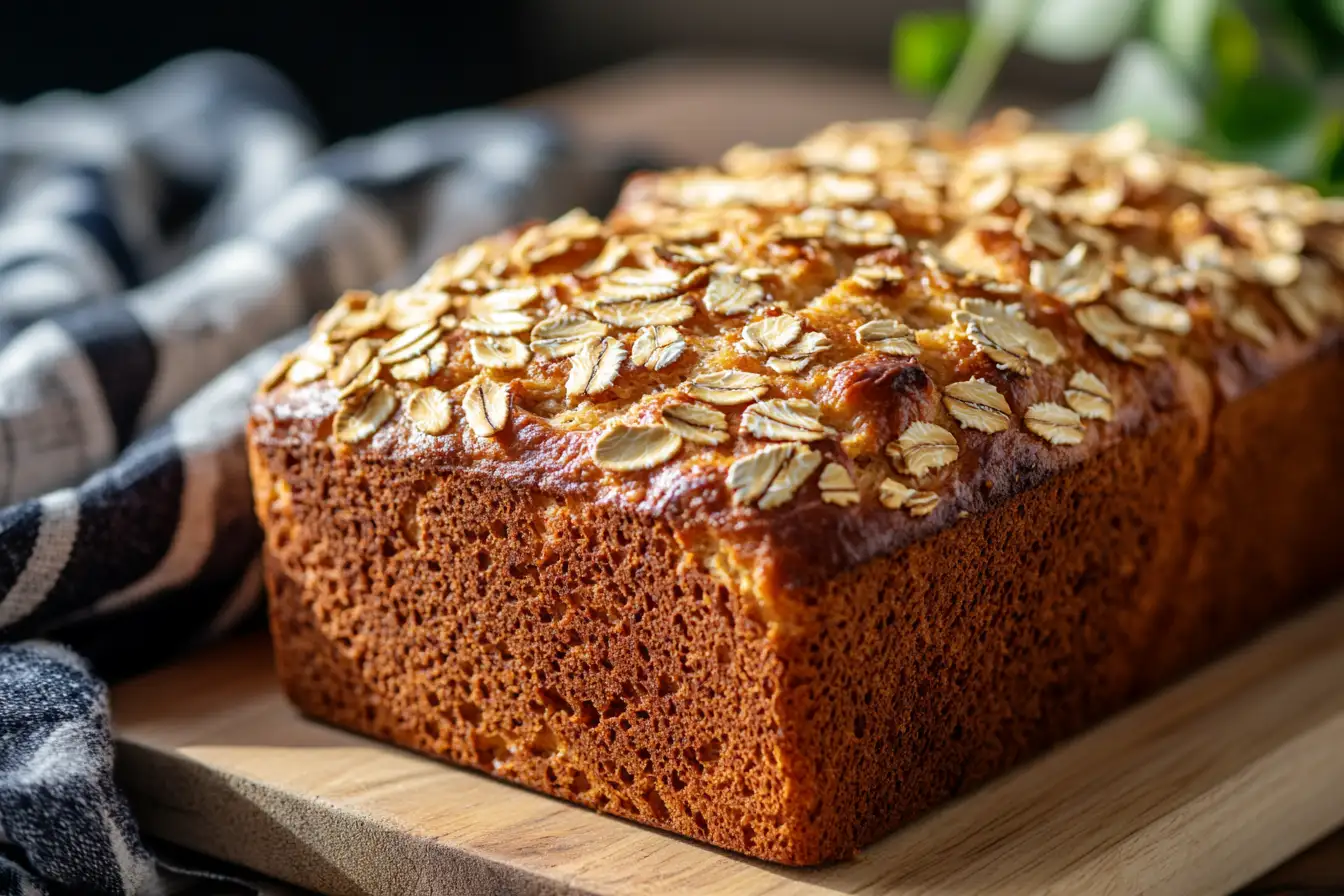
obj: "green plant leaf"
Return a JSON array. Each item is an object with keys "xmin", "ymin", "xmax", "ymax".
[
  {"xmin": 1085, "ymin": 41, "xmax": 1203, "ymax": 142},
  {"xmin": 1149, "ymin": 0, "xmax": 1220, "ymax": 74},
  {"xmin": 989, "ymin": 0, "xmax": 1145, "ymax": 63},
  {"xmin": 1203, "ymin": 74, "xmax": 1323, "ymax": 178},
  {"xmin": 1327, "ymin": 0, "xmax": 1344, "ymax": 31},
  {"xmin": 1317, "ymin": 112, "xmax": 1344, "ymax": 190},
  {"xmin": 892, "ymin": 14, "xmax": 973, "ymax": 96},
  {"xmin": 1227, "ymin": 119, "xmax": 1324, "ymax": 179},
  {"xmin": 1263, "ymin": 0, "xmax": 1344, "ymax": 75},
  {"xmin": 1206, "ymin": 74, "xmax": 1317, "ymax": 146},
  {"xmin": 1210, "ymin": 7, "xmax": 1260, "ymax": 84}
]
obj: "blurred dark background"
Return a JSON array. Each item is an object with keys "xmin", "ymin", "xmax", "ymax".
[
  {"xmin": 3, "ymin": 1, "xmax": 533, "ymax": 138},
  {"xmin": 1, "ymin": 0, "xmax": 1097, "ymax": 140}
]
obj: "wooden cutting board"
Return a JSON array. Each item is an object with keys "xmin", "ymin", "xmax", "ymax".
[{"xmin": 110, "ymin": 594, "xmax": 1344, "ymax": 896}]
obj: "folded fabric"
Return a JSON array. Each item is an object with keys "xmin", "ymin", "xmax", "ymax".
[{"xmin": 0, "ymin": 50, "xmax": 628, "ymax": 895}]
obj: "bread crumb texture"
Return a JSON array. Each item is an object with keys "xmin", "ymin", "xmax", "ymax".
[{"xmin": 250, "ymin": 112, "xmax": 1344, "ymax": 864}]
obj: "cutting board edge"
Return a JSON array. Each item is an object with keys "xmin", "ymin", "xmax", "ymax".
[{"xmin": 116, "ymin": 736, "xmax": 604, "ymax": 896}]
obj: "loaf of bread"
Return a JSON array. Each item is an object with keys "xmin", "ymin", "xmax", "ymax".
[{"xmin": 248, "ymin": 111, "xmax": 1344, "ymax": 865}]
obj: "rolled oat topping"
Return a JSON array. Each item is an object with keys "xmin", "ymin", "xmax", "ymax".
[{"xmin": 269, "ymin": 111, "xmax": 1344, "ymax": 514}]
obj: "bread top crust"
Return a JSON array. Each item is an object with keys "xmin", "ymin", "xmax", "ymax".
[{"xmin": 250, "ymin": 111, "xmax": 1344, "ymax": 610}]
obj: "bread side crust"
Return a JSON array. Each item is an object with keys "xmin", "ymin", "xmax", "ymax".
[
  {"xmin": 250, "ymin": 408, "xmax": 807, "ymax": 860},
  {"xmin": 771, "ymin": 353, "xmax": 1344, "ymax": 860}
]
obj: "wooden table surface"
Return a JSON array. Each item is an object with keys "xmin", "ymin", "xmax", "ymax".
[{"xmin": 518, "ymin": 54, "xmax": 1344, "ymax": 895}]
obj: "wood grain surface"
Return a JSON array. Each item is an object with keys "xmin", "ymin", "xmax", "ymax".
[{"xmin": 110, "ymin": 594, "xmax": 1344, "ymax": 896}]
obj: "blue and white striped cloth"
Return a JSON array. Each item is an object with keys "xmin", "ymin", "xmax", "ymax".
[{"xmin": 0, "ymin": 51, "xmax": 624, "ymax": 895}]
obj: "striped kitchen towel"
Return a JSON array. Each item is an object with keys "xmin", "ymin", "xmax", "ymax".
[{"xmin": 0, "ymin": 51, "xmax": 627, "ymax": 895}]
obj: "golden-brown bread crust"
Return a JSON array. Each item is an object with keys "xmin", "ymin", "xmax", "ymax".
[{"xmin": 249, "ymin": 112, "xmax": 1344, "ymax": 863}]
